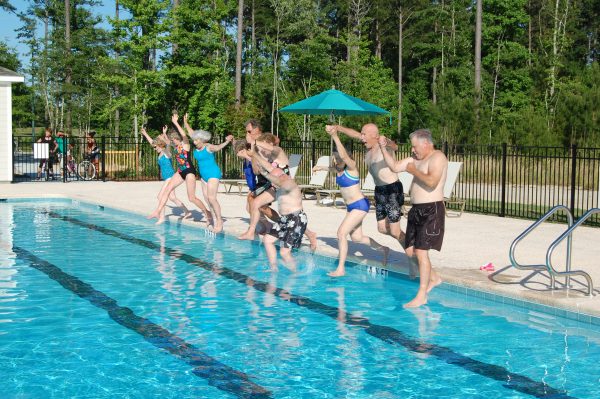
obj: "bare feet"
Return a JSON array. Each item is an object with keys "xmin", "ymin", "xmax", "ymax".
[
  {"xmin": 147, "ymin": 211, "xmax": 159, "ymax": 220},
  {"xmin": 306, "ymin": 230, "xmax": 317, "ymax": 251},
  {"xmin": 212, "ymin": 220, "xmax": 223, "ymax": 233},
  {"xmin": 238, "ymin": 230, "xmax": 255, "ymax": 240},
  {"xmin": 155, "ymin": 216, "xmax": 166, "ymax": 225},
  {"xmin": 382, "ymin": 246, "xmax": 390, "ymax": 266},
  {"xmin": 205, "ymin": 211, "xmax": 214, "ymax": 226},
  {"xmin": 403, "ymin": 295, "xmax": 428, "ymax": 308},
  {"xmin": 328, "ymin": 269, "xmax": 345, "ymax": 277},
  {"xmin": 182, "ymin": 210, "xmax": 192, "ymax": 220},
  {"xmin": 427, "ymin": 276, "xmax": 442, "ymax": 293}
]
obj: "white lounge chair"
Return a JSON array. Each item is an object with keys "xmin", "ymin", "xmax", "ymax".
[
  {"xmin": 318, "ymin": 172, "xmax": 376, "ymax": 209},
  {"xmin": 398, "ymin": 171, "xmax": 414, "ymax": 214},
  {"xmin": 444, "ymin": 161, "xmax": 466, "ymax": 217},
  {"xmin": 298, "ymin": 156, "xmax": 330, "ymax": 198}
]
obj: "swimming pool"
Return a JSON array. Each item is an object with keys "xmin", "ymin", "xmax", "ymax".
[{"xmin": 1, "ymin": 199, "xmax": 599, "ymax": 398}]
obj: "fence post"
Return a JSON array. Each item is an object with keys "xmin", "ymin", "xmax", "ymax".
[
  {"xmin": 311, "ymin": 139, "xmax": 316, "ymax": 167},
  {"xmin": 570, "ymin": 144, "xmax": 577, "ymax": 216},
  {"xmin": 62, "ymin": 138, "xmax": 67, "ymax": 183},
  {"xmin": 500, "ymin": 143, "xmax": 507, "ymax": 217},
  {"xmin": 443, "ymin": 141, "xmax": 448, "ymax": 157},
  {"xmin": 101, "ymin": 136, "xmax": 106, "ymax": 182}
]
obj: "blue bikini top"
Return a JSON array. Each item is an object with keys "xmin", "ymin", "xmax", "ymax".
[{"xmin": 336, "ymin": 169, "xmax": 360, "ymax": 188}]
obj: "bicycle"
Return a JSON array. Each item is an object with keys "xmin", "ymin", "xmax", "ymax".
[{"xmin": 77, "ymin": 154, "xmax": 97, "ymax": 181}]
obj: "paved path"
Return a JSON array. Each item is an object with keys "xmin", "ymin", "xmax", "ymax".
[{"xmin": 2, "ymin": 180, "xmax": 600, "ymax": 318}]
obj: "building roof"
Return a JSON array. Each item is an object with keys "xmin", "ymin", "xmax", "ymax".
[{"xmin": 0, "ymin": 66, "xmax": 25, "ymax": 83}]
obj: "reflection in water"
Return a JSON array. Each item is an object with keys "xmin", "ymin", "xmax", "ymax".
[
  {"xmin": 406, "ymin": 306, "xmax": 441, "ymax": 362},
  {"xmin": 327, "ymin": 286, "xmax": 365, "ymax": 393},
  {"xmin": 0, "ymin": 205, "xmax": 17, "ymax": 324}
]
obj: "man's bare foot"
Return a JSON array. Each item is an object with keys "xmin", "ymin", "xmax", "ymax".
[
  {"xmin": 328, "ymin": 269, "xmax": 345, "ymax": 277},
  {"xmin": 147, "ymin": 211, "xmax": 159, "ymax": 220},
  {"xmin": 306, "ymin": 230, "xmax": 317, "ymax": 251},
  {"xmin": 238, "ymin": 230, "xmax": 255, "ymax": 240},
  {"xmin": 155, "ymin": 216, "xmax": 166, "ymax": 225},
  {"xmin": 403, "ymin": 295, "xmax": 428, "ymax": 308},
  {"xmin": 382, "ymin": 246, "xmax": 390, "ymax": 266},
  {"xmin": 427, "ymin": 276, "xmax": 442, "ymax": 293},
  {"xmin": 212, "ymin": 221, "xmax": 223, "ymax": 233}
]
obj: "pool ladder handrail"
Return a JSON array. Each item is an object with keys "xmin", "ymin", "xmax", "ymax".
[
  {"xmin": 509, "ymin": 205, "xmax": 574, "ymax": 291},
  {"xmin": 546, "ymin": 207, "xmax": 599, "ymax": 297}
]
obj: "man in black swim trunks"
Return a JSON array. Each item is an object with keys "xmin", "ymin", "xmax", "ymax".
[{"xmin": 394, "ymin": 129, "xmax": 448, "ymax": 308}]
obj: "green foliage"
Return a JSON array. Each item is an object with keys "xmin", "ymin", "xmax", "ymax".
[{"xmin": 9, "ymin": 0, "xmax": 600, "ymax": 147}]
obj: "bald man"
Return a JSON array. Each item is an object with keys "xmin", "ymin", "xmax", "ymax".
[{"xmin": 326, "ymin": 124, "xmax": 405, "ymax": 248}]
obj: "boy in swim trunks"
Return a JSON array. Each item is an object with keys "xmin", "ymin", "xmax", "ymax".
[
  {"xmin": 251, "ymin": 151, "xmax": 308, "ymax": 272},
  {"xmin": 379, "ymin": 129, "xmax": 448, "ymax": 308}
]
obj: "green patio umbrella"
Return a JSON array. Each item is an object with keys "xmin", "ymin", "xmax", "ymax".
[{"xmin": 279, "ymin": 89, "xmax": 390, "ymax": 118}]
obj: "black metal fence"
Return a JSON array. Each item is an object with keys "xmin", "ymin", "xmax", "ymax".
[{"xmin": 12, "ymin": 135, "xmax": 600, "ymax": 225}]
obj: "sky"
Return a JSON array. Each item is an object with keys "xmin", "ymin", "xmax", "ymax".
[{"xmin": 0, "ymin": 0, "xmax": 117, "ymax": 69}]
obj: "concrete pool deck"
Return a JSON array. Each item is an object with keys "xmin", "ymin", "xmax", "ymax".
[{"xmin": 2, "ymin": 180, "xmax": 600, "ymax": 320}]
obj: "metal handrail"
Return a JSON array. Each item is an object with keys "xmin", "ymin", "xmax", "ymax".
[
  {"xmin": 546, "ymin": 208, "xmax": 599, "ymax": 296},
  {"xmin": 509, "ymin": 205, "xmax": 574, "ymax": 290}
]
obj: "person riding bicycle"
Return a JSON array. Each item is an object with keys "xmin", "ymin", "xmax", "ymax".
[
  {"xmin": 86, "ymin": 130, "xmax": 101, "ymax": 176},
  {"xmin": 37, "ymin": 127, "xmax": 58, "ymax": 180}
]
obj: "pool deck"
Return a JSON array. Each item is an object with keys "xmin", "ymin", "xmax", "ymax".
[{"xmin": 3, "ymin": 180, "xmax": 600, "ymax": 320}]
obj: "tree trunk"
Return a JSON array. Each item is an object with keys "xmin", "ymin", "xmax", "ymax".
[
  {"xmin": 235, "ymin": 0, "xmax": 244, "ymax": 109},
  {"xmin": 172, "ymin": 0, "xmax": 179, "ymax": 55},
  {"xmin": 432, "ymin": 66, "xmax": 437, "ymax": 105},
  {"xmin": 114, "ymin": 0, "xmax": 120, "ymax": 139},
  {"xmin": 397, "ymin": 9, "xmax": 403, "ymax": 137},
  {"xmin": 65, "ymin": 0, "xmax": 72, "ymax": 134},
  {"xmin": 474, "ymin": 0, "xmax": 482, "ymax": 135},
  {"xmin": 251, "ymin": 0, "xmax": 256, "ymax": 76},
  {"xmin": 490, "ymin": 37, "xmax": 502, "ymax": 140},
  {"xmin": 375, "ymin": 18, "xmax": 382, "ymax": 60}
]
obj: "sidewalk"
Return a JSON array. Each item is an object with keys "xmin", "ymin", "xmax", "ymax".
[{"xmin": 2, "ymin": 180, "xmax": 600, "ymax": 318}]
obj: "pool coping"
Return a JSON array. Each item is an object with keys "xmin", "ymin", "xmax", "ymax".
[{"xmin": 3, "ymin": 194, "xmax": 600, "ymax": 328}]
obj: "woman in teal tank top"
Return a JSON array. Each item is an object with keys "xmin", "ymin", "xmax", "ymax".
[
  {"xmin": 190, "ymin": 126, "xmax": 234, "ymax": 233},
  {"xmin": 141, "ymin": 126, "xmax": 190, "ymax": 222}
]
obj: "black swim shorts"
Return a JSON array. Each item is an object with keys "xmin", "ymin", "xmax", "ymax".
[
  {"xmin": 267, "ymin": 210, "xmax": 308, "ymax": 249},
  {"xmin": 374, "ymin": 181, "xmax": 404, "ymax": 223},
  {"xmin": 405, "ymin": 201, "xmax": 445, "ymax": 251},
  {"xmin": 178, "ymin": 167, "xmax": 196, "ymax": 180}
]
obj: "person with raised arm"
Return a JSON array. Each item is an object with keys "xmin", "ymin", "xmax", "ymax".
[
  {"xmin": 147, "ymin": 113, "xmax": 212, "ymax": 226},
  {"xmin": 250, "ymin": 150, "xmax": 308, "ymax": 272},
  {"xmin": 238, "ymin": 133, "xmax": 317, "ymax": 250},
  {"xmin": 379, "ymin": 129, "xmax": 448, "ymax": 308},
  {"xmin": 326, "ymin": 123, "xmax": 406, "ymax": 250},
  {"xmin": 183, "ymin": 115, "xmax": 233, "ymax": 233},
  {"xmin": 141, "ymin": 125, "xmax": 191, "ymax": 222},
  {"xmin": 318, "ymin": 126, "xmax": 390, "ymax": 277}
]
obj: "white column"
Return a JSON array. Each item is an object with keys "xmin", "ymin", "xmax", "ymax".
[{"xmin": 0, "ymin": 83, "xmax": 13, "ymax": 182}]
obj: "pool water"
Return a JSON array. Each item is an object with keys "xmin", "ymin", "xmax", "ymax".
[{"xmin": 1, "ymin": 199, "xmax": 599, "ymax": 398}]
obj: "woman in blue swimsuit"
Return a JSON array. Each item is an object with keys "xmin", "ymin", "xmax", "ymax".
[
  {"xmin": 188, "ymin": 121, "xmax": 234, "ymax": 233},
  {"xmin": 148, "ymin": 114, "xmax": 212, "ymax": 225},
  {"xmin": 142, "ymin": 126, "xmax": 191, "ymax": 222},
  {"xmin": 316, "ymin": 127, "xmax": 389, "ymax": 277}
]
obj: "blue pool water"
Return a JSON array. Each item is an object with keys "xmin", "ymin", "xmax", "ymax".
[{"xmin": 1, "ymin": 199, "xmax": 600, "ymax": 399}]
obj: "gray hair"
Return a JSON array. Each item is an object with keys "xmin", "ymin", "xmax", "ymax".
[
  {"xmin": 191, "ymin": 129, "xmax": 212, "ymax": 142},
  {"xmin": 245, "ymin": 119, "xmax": 261, "ymax": 131},
  {"xmin": 409, "ymin": 129, "xmax": 434, "ymax": 144}
]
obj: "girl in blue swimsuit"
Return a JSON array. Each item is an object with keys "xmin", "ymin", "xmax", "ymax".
[
  {"xmin": 190, "ymin": 125, "xmax": 234, "ymax": 233},
  {"xmin": 142, "ymin": 126, "xmax": 191, "ymax": 222},
  {"xmin": 317, "ymin": 127, "xmax": 389, "ymax": 277},
  {"xmin": 148, "ymin": 114, "xmax": 212, "ymax": 225}
]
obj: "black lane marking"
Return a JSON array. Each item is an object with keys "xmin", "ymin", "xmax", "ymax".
[
  {"xmin": 13, "ymin": 246, "xmax": 272, "ymax": 399},
  {"xmin": 48, "ymin": 211, "xmax": 576, "ymax": 399}
]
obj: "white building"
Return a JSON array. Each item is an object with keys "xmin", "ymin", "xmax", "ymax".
[{"xmin": 0, "ymin": 67, "xmax": 25, "ymax": 183}]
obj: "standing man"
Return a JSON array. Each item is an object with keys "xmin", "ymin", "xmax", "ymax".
[
  {"xmin": 36, "ymin": 127, "xmax": 58, "ymax": 180},
  {"xmin": 56, "ymin": 130, "xmax": 68, "ymax": 178},
  {"xmin": 379, "ymin": 129, "xmax": 447, "ymax": 308},
  {"xmin": 326, "ymin": 123, "xmax": 405, "ymax": 247}
]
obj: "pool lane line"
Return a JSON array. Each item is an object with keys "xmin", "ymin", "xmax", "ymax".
[
  {"xmin": 13, "ymin": 246, "xmax": 272, "ymax": 399},
  {"xmin": 48, "ymin": 211, "xmax": 576, "ymax": 399}
]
